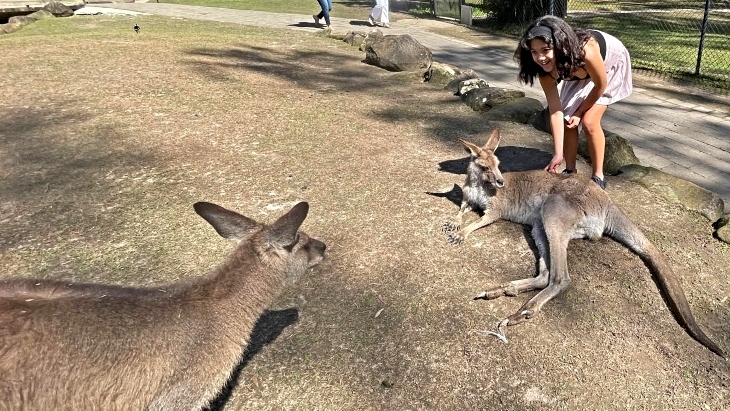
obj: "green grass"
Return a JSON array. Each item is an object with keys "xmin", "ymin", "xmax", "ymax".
[
  {"xmin": 159, "ymin": 0, "xmax": 375, "ymax": 20},
  {"xmin": 468, "ymin": 3, "xmax": 730, "ymax": 91},
  {"xmin": 568, "ymin": 12, "xmax": 730, "ymax": 88}
]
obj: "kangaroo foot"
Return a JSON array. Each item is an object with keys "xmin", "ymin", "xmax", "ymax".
[
  {"xmin": 442, "ymin": 220, "xmax": 460, "ymax": 234},
  {"xmin": 504, "ymin": 309, "xmax": 534, "ymax": 325},
  {"xmin": 446, "ymin": 231, "xmax": 466, "ymax": 245},
  {"xmin": 473, "ymin": 283, "xmax": 519, "ymax": 300}
]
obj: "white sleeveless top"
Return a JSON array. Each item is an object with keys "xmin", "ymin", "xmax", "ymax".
[{"xmin": 559, "ymin": 30, "xmax": 633, "ymax": 118}]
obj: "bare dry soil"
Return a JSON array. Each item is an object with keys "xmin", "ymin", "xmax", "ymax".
[{"xmin": 1, "ymin": 15, "xmax": 729, "ymax": 410}]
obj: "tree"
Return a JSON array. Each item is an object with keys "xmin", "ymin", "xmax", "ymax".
[{"xmin": 484, "ymin": 0, "xmax": 566, "ymax": 26}]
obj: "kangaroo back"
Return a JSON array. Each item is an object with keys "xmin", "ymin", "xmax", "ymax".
[{"xmin": 0, "ymin": 201, "xmax": 326, "ymax": 410}]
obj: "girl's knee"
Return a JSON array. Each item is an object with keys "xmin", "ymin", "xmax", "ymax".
[{"xmin": 582, "ymin": 120, "xmax": 603, "ymax": 139}]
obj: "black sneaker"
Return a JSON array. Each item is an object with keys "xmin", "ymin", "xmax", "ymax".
[
  {"xmin": 561, "ymin": 169, "xmax": 576, "ymax": 174},
  {"xmin": 591, "ymin": 175, "xmax": 606, "ymax": 190}
]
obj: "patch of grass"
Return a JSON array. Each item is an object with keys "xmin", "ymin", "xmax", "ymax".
[
  {"xmin": 159, "ymin": 0, "xmax": 375, "ymax": 20},
  {"xmin": 470, "ymin": 4, "xmax": 730, "ymax": 92}
]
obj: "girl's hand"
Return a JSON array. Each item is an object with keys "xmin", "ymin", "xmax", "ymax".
[
  {"xmin": 566, "ymin": 113, "xmax": 582, "ymax": 129},
  {"xmin": 544, "ymin": 154, "xmax": 564, "ymax": 173}
]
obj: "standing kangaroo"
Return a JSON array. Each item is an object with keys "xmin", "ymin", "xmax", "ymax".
[
  {"xmin": 0, "ymin": 201, "xmax": 326, "ymax": 410},
  {"xmin": 442, "ymin": 129, "xmax": 724, "ymax": 357}
]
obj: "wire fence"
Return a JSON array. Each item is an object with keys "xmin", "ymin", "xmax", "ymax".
[{"xmin": 460, "ymin": 0, "xmax": 730, "ymax": 90}]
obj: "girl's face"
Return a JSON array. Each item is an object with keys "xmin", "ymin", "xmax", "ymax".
[{"xmin": 529, "ymin": 38, "xmax": 554, "ymax": 73}]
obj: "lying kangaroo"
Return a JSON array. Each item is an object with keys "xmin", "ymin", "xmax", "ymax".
[
  {"xmin": 0, "ymin": 201, "xmax": 326, "ymax": 410},
  {"xmin": 442, "ymin": 129, "xmax": 724, "ymax": 357}
]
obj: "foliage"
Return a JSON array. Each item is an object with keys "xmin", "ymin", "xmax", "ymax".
[{"xmin": 476, "ymin": 0, "xmax": 565, "ymax": 26}]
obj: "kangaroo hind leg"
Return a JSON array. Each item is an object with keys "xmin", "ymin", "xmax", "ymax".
[
  {"xmin": 475, "ymin": 222, "xmax": 550, "ymax": 300},
  {"xmin": 504, "ymin": 196, "xmax": 579, "ymax": 325}
]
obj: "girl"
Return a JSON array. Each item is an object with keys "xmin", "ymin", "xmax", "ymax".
[{"xmin": 515, "ymin": 15, "xmax": 632, "ymax": 189}]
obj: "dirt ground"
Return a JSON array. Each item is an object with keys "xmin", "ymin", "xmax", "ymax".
[{"xmin": 1, "ymin": 15, "xmax": 729, "ymax": 411}]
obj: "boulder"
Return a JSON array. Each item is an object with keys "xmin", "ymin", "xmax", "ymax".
[
  {"xmin": 8, "ymin": 15, "xmax": 36, "ymax": 26},
  {"xmin": 482, "ymin": 97, "xmax": 544, "ymax": 123},
  {"xmin": 424, "ymin": 62, "xmax": 478, "ymax": 88},
  {"xmin": 358, "ymin": 30, "xmax": 384, "ymax": 52},
  {"xmin": 443, "ymin": 70, "xmax": 480, "ymax": 93},
  {"xmin": 531, "ymin": 107, "xmax": 551, "ymax": 133},
  {"xmin": 460, "ymin": 87, "xmax": 525, "ymax": 112},
  {"xmin": 43, "ymin": 1, "xmax": 74, "ymax": 17},
  {"xmin": 364, "ymin": 34, "xmax": 432, "ymax": 72},
  {"xmin": 451, "ymin": 78, "xmax": 541, "ymax": 122},
  {"xmin": 455, "ymin": 78, "xmax": 488, "ymax": 96},
  {"xmin": 579, "ymin": 129, "xmax": 640, "ymax": 175},
  {"xmin": 715, "ymin": 214, "xmax": 730, "ymax": 244},
  {"xmin": 618, "ymin": 164, "xmax": 724, "ymax": 222},
  {"xmin": 29, "ymin": 10, "xmax": 55, "ymax": 20},
  {"xmin": 343, "ymin": 30, "xmax": 368, "ymax": 47},
  {"xmin": 0, "ymin": 22, "xmax": 24, "ymax": 34}
]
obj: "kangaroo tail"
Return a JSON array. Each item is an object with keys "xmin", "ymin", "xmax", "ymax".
[{"xmin": 605, "ymin": 205, "xmax": 724, "ymax": 357}]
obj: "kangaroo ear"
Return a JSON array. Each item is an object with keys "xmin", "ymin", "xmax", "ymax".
[
  {"xmin": 459, "ymin": 139, "xmax": 481, "ymax": 157},
  {"xmin": 194, "ymin": 202, "xmax": 261, "ymax": 241},
  {"xmin": 266, "ymin": 202, "xmax": 309, "ymax": 247},
  {"xmin": 484, "ymin": 129, "xmax": 501, "ymax": 151}
]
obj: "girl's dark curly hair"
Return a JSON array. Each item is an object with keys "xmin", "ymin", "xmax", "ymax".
[{"xmin": 514, "ymin": 15, "xmax": 592, "ymax": 86}]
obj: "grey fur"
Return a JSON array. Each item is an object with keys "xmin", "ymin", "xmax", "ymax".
[{"xmin": 0, "ymin": 201, "xmax": 326, "ymax": 410}]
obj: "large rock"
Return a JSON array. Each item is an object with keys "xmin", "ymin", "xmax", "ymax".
[
  {"xmin": 425, "ymin": 62, "xmax": 478, "ymax": 88},
  {"xmin": 619, "ymin": 164, "xmax": 724, "ymax": 222},
  {"xmin": 444, "ymin": 69, "xmax": 480, "ymax": 95},
  {"xmin": 460, "ymin": 86, "xmax": 525, "ymax": 112},
  {"xmin": 579, "ymin": 129, "xmax": 640, "ymax": 175},
  {"xmin": 0, "ymin": 22, "xmax": 24, "ymax": 34},
  {"xmin": 343, "ymin": 30, "xmax": 368, "ymax": 47},
  {"xmin": 358, "ymin": 30, "xmax": 384, "ymax": 52},
  {"xmin": 29, "ymin": 10, "xmax": 55, "ymax": 20},
  {"xmin": 531, "ymin": 107, "xmax": 551, "ymax": 133},
  {"xmin": 455, "ymin": 78, "xmax": 488, "ymax": 96},
  {"xmin": 715, "ymin": 214, "xmax": 730, "ymax": 244},
  {"xmin": 482, "ymin": 97, "xmax": 544, "ymax": 123},
  {"xmin": 8, "ymin": 15, "xmax": 36, "ymax": 26},
  {"xmin": 364, "ymin": 34, "xmax": 432, "ymax": 72},
  {"xmin": 43, "ymin": 0, "xmax": 74, "ymax": 17},
  {"xmin": 450, "ymin": 78, "xmax": 542, "ymax": 123}
]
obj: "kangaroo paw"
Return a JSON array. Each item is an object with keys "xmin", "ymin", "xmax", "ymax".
[
  {"xmin": 446, "ymin": 232, "xmax": 465, "ymax": 245},
  {"xmin": 505, "ymin": 309, "xmax": 534, "ymax": 325},
  {"xmin": 442, "ymin": 220, "xmax": 460, "ymax": 234},
  {"xmin": 474, "ymin": 283, "xmax": 519, "ymax": 300}
]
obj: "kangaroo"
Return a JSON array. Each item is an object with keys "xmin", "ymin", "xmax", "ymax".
[
  {"xmin": 442, "ymin": 129, "xmax": 724, "ymax": 357},
  {"xmin": 0, "ymin": 201, "xmax": 326, "ymax": 410}
]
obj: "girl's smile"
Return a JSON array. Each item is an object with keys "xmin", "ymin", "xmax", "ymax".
[{"xmin": 530, "ymin": 38, "xmax": 555, "ymax": 74}]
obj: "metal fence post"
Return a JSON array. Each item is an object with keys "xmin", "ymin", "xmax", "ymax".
[{"xmin": 696, "ymin": 0, "xmax": 711, "ymax": 75}]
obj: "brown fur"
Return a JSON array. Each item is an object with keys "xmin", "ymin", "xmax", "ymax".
[
  {"xmin": 0, "ymin": 201, "xmax": 326, "ymax": 410},
  {"xmin": 443, "ymin": 129, "xmax": 724, "ymax": 357}
]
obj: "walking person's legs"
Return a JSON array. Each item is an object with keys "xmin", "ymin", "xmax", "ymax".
[{"xmin": 314, "ymin": 0, "xmax": 331, "ymax": 26}]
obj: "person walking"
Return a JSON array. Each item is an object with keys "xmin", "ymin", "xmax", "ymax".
[
  {"xmin": 514, "ymin": 15, "xmax": 632, "ymax": 189},
  {"xmin": 368, "ymin": 0, "xmax": 390, "ymax": 28},
  {"xmin": 313, "ymin": 0, "xmax": 332, "ymax": 28}
]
